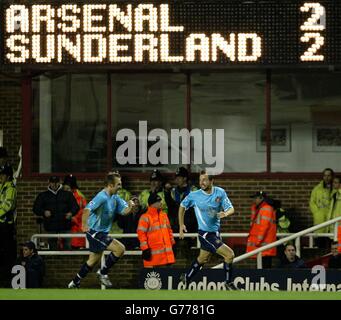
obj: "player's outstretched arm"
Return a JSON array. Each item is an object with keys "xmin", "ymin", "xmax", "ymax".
[
  {"xmin": 218, "ymin": 207, "xmax": 235, "ymax": 219},
  {"xmin": 123, "ymin": 200, "xmax": 135, "ymax": 215},
  {"xmin": 82, "ymin": 208, "xmax": 90, "ymax": 232},
  {"xmin": 178, "ymin": 205, "xmax": 187, "ymax": 239}
]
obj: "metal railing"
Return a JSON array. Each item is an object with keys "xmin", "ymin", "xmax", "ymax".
[
  {"xmin": 30, "ymin": 231, "xmax": 337, "ymax": 253},
  {"xmin": 212, "ymin": 216, "xmax": 341, "ymax": 269},
  {"xmin": 29, "ymin": 218, "xmax": 340, "ymax": 288},
  {"xmin": 31, "ymin": 219, "xmax": 339, "ymax": 263}
]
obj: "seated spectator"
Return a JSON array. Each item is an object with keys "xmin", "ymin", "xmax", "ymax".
[
  {"xmin": 16, "ymin": 241, "xmax": 45, "ymax": 288},
  {"xmin": 63, "ymin": 174, "xmax": 87, "ymax": 249},
  {"xmin": 328, "ymin": 241, "xmax": 341, "ymax": 269},
  {"xmin": 33, "ymin": 176, "xmax": 79, "ymax": 250},
  {"xmin": 117, "ymin": 196, "xmax": 143, "ymax": 250},
  {"xmin": 278, "ymin": 244, "xmax": 306, "ymax": 269}
]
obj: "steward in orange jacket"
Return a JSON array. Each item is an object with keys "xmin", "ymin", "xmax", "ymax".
[
  {"xmin": 63, "ymin": 175, "xmax": 87, "ymax": 249},
  {"xmin": 137, "ymin": 194, "xmax": 175, "ymax": 268},
  {"xmin": 337, "ymin": 221, "xmax": 341, "ymax": 253},
  {"xmin": 246, "ymin": 191, "xmax": 277, "ymax": 264}
]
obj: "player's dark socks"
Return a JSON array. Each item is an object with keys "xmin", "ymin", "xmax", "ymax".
[
  {"xmin": 223, "ymin": 262, "xmax": 233, "ymax": 283},
  {"xmin": 186, "ymin": 259, "xmax": 203, "ymax": 282},
  {"xmin": 100, "ymin": 253, "xmax": 120, "ymax": 275},
  {"xmin": 74, "ymin": 263, "xmax": 92, "ymax": 283}
]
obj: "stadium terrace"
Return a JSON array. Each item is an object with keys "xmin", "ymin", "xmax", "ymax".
[{"xmin": 5, "ymin": 3, "xmax": 262, "ymax": 63}]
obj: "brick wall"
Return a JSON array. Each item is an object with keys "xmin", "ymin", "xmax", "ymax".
[
  {"xmin": 0, "ymin": 72, "xmax": 321, "ymax": 288},
  {"xmin": 0, "ymin": 73, "xmax": 22, "ymax": 161},
  {"xmin": 16, "ymin": 177, "xmax": 318, "ymax": 244}
]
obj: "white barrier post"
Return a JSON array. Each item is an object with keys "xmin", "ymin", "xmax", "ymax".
[
  {"xmin": 257, "ymin": 252, "xmax": 262, "ymax": 269},
  {"xmin": 334, "ymin": 222, "xmax": 338, "ymax": 242},
  {"xmin": 309, "ymin": 235, "xmax": 314, "ymax": 248},
  {"xmin": 295, "ymin": 237, "xmax": 301, "ymax": 257}
]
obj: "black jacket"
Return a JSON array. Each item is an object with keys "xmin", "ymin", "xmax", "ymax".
[
  {"xmin": 33, "ymin": 186, "xmax": 79, "ymax": 231},
  {"xmin": 278, "ymin": 256, "xmax": 306, "ymax": 269},
  {"xmin": 164, "ymin": 185, "xmax": 198, "ymax": 233},
  {"xmin": 328, "ymin": 255, "xmax": 341, "ymax": 269},
  {"xmin": 17, "ymin": 254, "xmax": 45, "ymax": 288},
  {"xmin": 117, "ymin": 207, "xmax": 143, "ymax": 250}
]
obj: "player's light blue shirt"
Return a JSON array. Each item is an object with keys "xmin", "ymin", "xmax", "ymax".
[
  {"xmin": 87, "ymin": 190, "xmax": 128, "ymax": 233},
  {"xmin": 180, "ymin": 186, "xmax": 233, "ymax": 232}
]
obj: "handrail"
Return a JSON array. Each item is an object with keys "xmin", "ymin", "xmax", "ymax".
[
  {"xmin": 212, "ymin": 216, "xmax": 341, "ymax": 269},
  {"xmin": 30, "ymin": 233, "xmax": 201, "ymax": 240},
  {"xmin": 30, "ymin": 232, "xmax": 335, "ymax": 240},
  {"xmin": 31, "ymin": 232, "xmax": 336, "ymax": 251},
  {"xmin": 36, "ymin": 250, "xmax": 142, "ymax": 255}
]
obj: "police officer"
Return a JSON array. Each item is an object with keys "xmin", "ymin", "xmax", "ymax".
[
  {"xmin": 0, "ymin": 164, "xmax": 17, "ymax": 287},
  {"xmin": 139, "ymin": 170, "xmax": 168, "ymax": 213}
]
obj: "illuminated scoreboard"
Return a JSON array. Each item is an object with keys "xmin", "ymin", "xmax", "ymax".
[{"xmin": 0, "ymin": 1, "xmax": 340, "ymax": 66}]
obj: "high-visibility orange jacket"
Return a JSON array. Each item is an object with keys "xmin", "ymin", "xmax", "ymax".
[
  {"xmin": 137, "ymin": 206, "xmax": 175, "ymax": 267},
  {"xmin": 246, "ymin": 201, "xmax": 277, "ymax": 257},
  {"xmin": 71, "ymin": 189, "xmax": 87, "ymax": 248},
  {"xmin": 337, "ymin": 221, "xmax": 341, "ymax": 253}
]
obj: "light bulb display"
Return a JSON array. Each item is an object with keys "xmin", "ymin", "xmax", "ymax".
[{"xmin": 1, "ymin": 2, "xmax": 334, "ymax": 65}]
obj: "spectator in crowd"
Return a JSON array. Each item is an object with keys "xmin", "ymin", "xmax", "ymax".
[
  {"xmin": 246, "ymin": 191, "xmax": 277, "ymax": 268},
  {"xmin": 16, "ymin": 241, "xmax": 45, "ymax": 288},
  {"xmin": 117, "ymin": 196, "xmax": 143, "ymax": 250},
  {"xmin": 327, "ymin": 176, "xmax": 341, "ymax": 233},
  {"xmin": 63, "ymin": 174, "xmax": 87, "ymax": 249},
  {"xmin": 272, "ymin": 200, "xmax": 292, "ymax": 262},
  {"xmin": 310, "ymin": 168, "xmax": 334, "ymax": 246},
  {"xmin": 278, "ymin": 244, "xmax": 306, "ymax": 269},
  {"xmin": 68, "ymin": 172, "xmax": 136, "ymax": 289},
  {"xmin": 164, "ymin": 167, "xmax": 198, "ymax": 234},
  {"xmin": 137, "ymin": 193, "xmax": 175, "ymax": 268},
  {"xmin": 33, "ymin": 176, "xmax": 79, "ymax": 250},
  {"xmin": 0, "ymin": 163, "xmax": 17, "ymax": 287},
  {"xmin": 326, "ymin": 176, "xmax": 341, "ymax": 254},
  {"xmin": 0, "ymin": 146, "xmax": 21, "ymax": 186},
  {"xmin": 111, "ymin": 177, "xmax": 132, "ymax": 235},
  {"xmin": 139, "ymin": 170, "xmax": 168, "ymax": 213},
  {"xmin": 117, "ymin": 177, "xmax": 132, "ymax": 202},
  {"xmin": 328, "ymin": 241, "xmax": 341, "ymax": 269},
  {"xmin": 274, "ymin": 200, "xmax": 291, "ymax": 234}
]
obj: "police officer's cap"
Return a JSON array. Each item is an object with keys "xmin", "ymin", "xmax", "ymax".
[
  {"xmin": 63, "ymin": 174, "xmax": 78, "ymax": 189},
  {"xmin": 175, "ymin": 167, "xmax": 189, "ymax": 178},
  {"xmin": 250, "ymin": 191, "xmax": 267, "ymax": 198},
  {"xmin": 0, "ymin": 163, "xmax": 13, "ymax": 177},
  {"xmin": 150, "ymin": 169, "xmax": 163, "ymax": 181}
]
